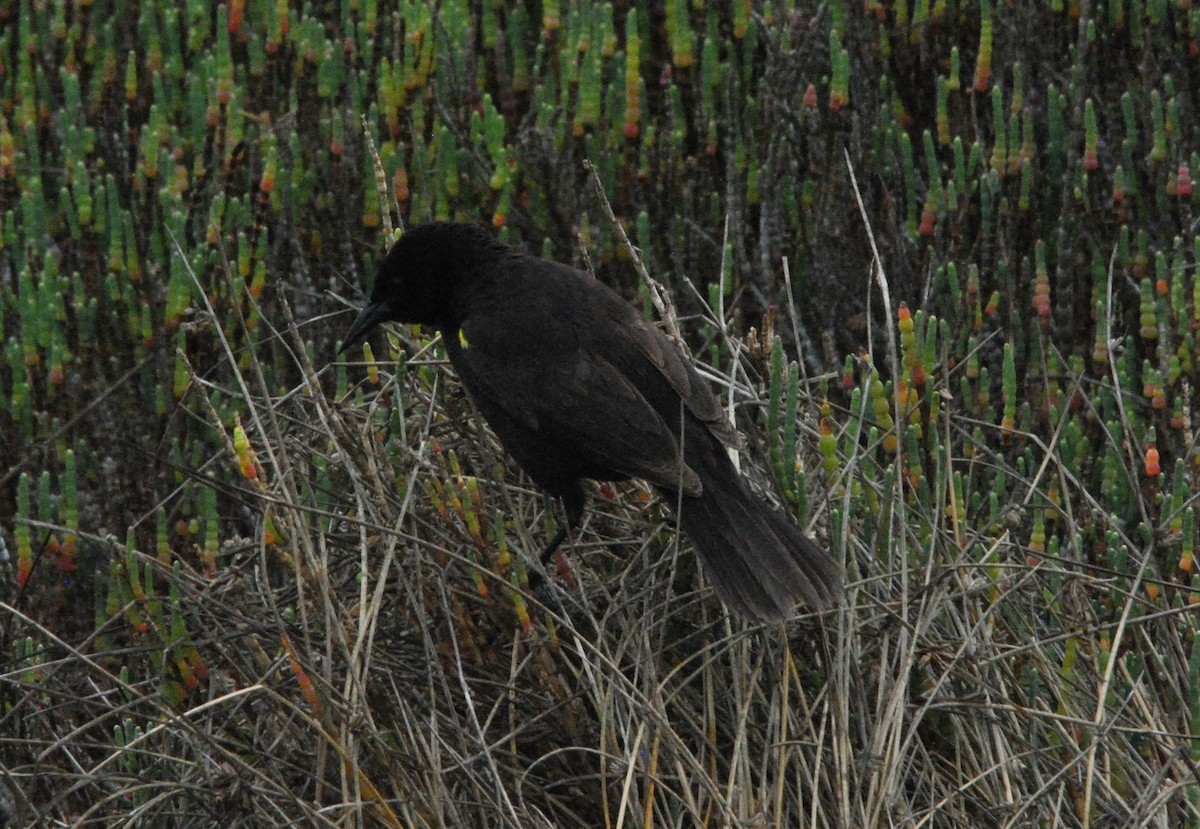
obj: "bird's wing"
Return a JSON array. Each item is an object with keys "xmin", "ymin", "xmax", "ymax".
[
  {"xmin": 595, "ymin": 289, "xmax": 742, "ymax": 451},
  {"xmin": 449, "ymin": 339, "xmax": 703, "ymax": 495}
]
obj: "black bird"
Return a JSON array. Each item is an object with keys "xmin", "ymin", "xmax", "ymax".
[{"xmin": 340, "ymin": 222, "xmax": 841, "ymax": 621}]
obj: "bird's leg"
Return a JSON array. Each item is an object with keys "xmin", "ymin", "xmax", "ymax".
[
  {"xmin": 539, "ymin": 488, "xmax": 586, "ymax": 565},
  {"xmin": 539, "ymin": 525, "xmax": 570, "ymax": 565},
  {"xmin": 526, "ymin": 490, "xmax": 586, "ymax": 613}
]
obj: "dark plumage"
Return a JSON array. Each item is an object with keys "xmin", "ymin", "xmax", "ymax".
[{"xmin": 340, "ymin": 222, "xmax": 842, "ymax": 621}]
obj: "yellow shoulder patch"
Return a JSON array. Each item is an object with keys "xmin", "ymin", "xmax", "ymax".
[{"xmin": 457, "ymin": 328, "xmax": 470, "ymax": 349}]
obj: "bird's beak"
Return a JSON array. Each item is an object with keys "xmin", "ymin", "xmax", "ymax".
[{"xmin": 338, "ymin": 301, "xmax": 392, "ymax": 355}]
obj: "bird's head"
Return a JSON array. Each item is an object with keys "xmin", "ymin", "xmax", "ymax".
[{"xmin": 339, "ymin": 222, "xmax": 500, "ymax": 354}]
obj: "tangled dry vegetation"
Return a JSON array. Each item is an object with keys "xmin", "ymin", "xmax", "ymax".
[{"xmin": 5, "ymin": 224, "xmax": 1198, "ymax": 827}]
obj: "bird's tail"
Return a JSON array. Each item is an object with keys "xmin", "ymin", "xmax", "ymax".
[{"xmin": 667, "ymin": 438, "xmax": 842, "ymax": 621}]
